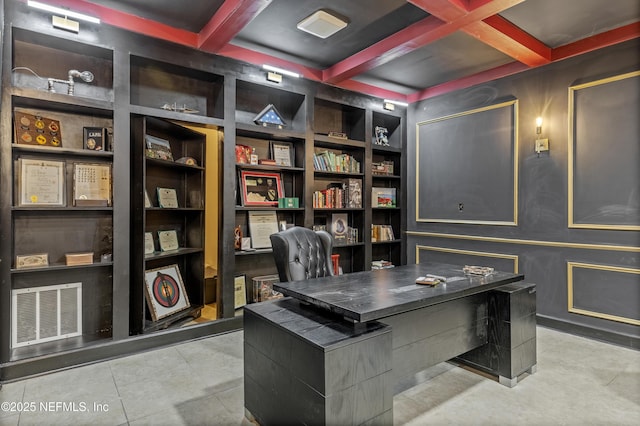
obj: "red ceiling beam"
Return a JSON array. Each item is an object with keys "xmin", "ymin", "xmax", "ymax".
[
  {"xmin": 407, "ymin": 60, "xmax": 528, "ymax": 103},
  {"xmin": 324, "ymin": 0, "xmax": 523, "ymax": 84},
  {"xmin": 36, "ymin": 0, "xmax": 198, "ymax": 47},
  {"xmin": 198, "ymin": 0, "xmax": 271, "ymax": 53},
  {"xmin": 552, "ymin": 21, "xmax": 640, "ymax": 61}
]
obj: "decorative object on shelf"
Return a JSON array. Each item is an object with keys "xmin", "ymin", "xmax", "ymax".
[
  {"xmin": 347, "ymin": 178, "xmax": 362, "ymax": 208},
  {"xmin": 144, "ymin": 232, "xmax": 155, "ymax": 255},
  {"xmin": 374, "ymin": 126, "xmax": 389, "ymax": 146},
  {"xmin": 144, "ymin": 134, "xmax": 173, "ymax": 161},
  {"xmin": 331, "ymin": 213, "xmax": 348, "ymax": 245},
  {"xmin": 234, "ymin": 225, "xmax": 243, "ymax": 250},
  {"xmin": 83, "ymin": 127, "xmax": 107, "ymax": 151},
  {"xmin": 16, "ymin": 253, "xmax": 49, "ymax": 269},
  {"xmin": 144, "ymin": 264, "xmax": 190, "ymax": 321},
  {"xmin": 248, "ymin": 210, "xmax": 279, "ymax": 249},
  {"xmin": 331, "ymin": 254, "xmax": 340, "ymax": 275},
  {"xmin": 14, "ymin": 111, "xmax": 62, "ymax": 147},
  {"xmin": 235, "ymin": 144, "xmax": 252, "ymax": 164},
  {"xmin": 251, "ymin": 274, "xmax": 282, "ymax": 303},
  {"xmin": 47, "ymin": 69, "xmax": 94, "ymax": 96},
  {"xmin": 371, "ymin": 160, "xmax": 394, "ymax": 176},
  {"xmin": 73, "ymin": 163, "xmax": 112, "ymax": 207},
  {"xmin": 259, "ymin": 159, "xmax": 277, "ymax": 165},
  {"xmin": 160, "ymin": 102, "xmax": 199, "ymax": 114},
  {"xmin": 253, "ymin": 104, "xmax": 286, "ymax": 128},
  {"xmin": 158, "ymin": 230, "xmax": 179, "ymax": 252},
  {"xmin": 241, "ymin": 237, "xmax": 252, "ymax": 250},
  {"xmin": 157, "ymin": 187, "xmax": 179, "ymax": 208},
  {"xmin": 65, "ymin": 252, "xmax": 94, "ymax": 266},
  {"xmin": 144, "ymin": 189, "xmax": 152, "ymax": 207},
  {"xmin": 250, "ymin": 147, "xmax": 259, "ymax": 165},
  {"xmin": 18, "ymin": 158, "xmax": 66, "ymax": 206},
  {"xmin": 328, "ymin": 131, "xmax": 347, "ymax": 140},
  {"xmin": 372, "ymin": 187, "xmax": 396, "ymax": 207},
  {"xmin": 234, "ymin": 275, "xmax": 247, "ymax": 309},
  {"xmin": 278, "ymin": 197, "xmax": 299, "ymax": 208},
  {"xmin": 239, "ymin": 170, "xmax": 283, "ymax": 206},
  {"xmin": 175, "ymin": 156, "xmax": 198, "ymax": 166},
  {"xmin": 270, "ymin": 141, "xmax": 294, "ymax": 167}
]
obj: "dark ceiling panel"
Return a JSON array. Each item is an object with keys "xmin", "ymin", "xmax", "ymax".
[
  {"xmin": 500, "ymin": 0, "xmax": 640, "ymax": 48},
  {"xmin": 353, "ymin": 32, "xmax": 514, "ymax": 94},
  {"xmin": 91, "ymin": 0, "xmax": 225, "ymax": 33},
  {"xmin": 230, "ymin": 0, "xmax": 428, "ymax": 69}
]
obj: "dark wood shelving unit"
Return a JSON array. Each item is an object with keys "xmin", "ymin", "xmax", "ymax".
[{"xmin": 0, "ymin": 5, "xmax": 405, "ymax": 380}]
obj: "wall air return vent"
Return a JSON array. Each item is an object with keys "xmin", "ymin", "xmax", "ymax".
[
  {"xmin": 12, "ymin": 282, "xmax": 82, "ymax": 348},
  {"xmin": 297, "ymin": 10, "xmax": 348, "ymax": 39}
]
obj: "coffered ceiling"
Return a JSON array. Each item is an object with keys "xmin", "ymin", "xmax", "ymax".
[{"xmin": 21, "ymin": 0, "xmax": 640, "ymax": 103}]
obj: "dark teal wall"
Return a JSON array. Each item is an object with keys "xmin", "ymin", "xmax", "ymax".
[{"xmin": 407, "ymin": 39, "xmax": 640, "ymax": 347}]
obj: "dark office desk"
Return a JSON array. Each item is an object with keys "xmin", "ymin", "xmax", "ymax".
[{"xmin": 244, "ymin": 262, "xmax": 537, "ymax": 425}]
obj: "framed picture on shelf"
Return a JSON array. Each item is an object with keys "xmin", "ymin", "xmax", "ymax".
[
  {"xmin": 144, "ymin": 264, "xmax": 190, "ymax": 321},
  {"xmin": 145, "ymin": 134, "xmax": 174, "ymax": 161},
  {"xmin": 372, "ymin": 187, "xmax": 397, "ymax": 207},
  {"xmin": 144, "ymin": 232, "xmax": 155, "ymax": 255},
  {"xmin": 234, "ymin": 275, "xmax": 247, "ymax": 309},
  {"xmin": 239, "ymin": 170, "xmax": 283, "ymax": 206},
  {"xmin": 158, "ymin": 230, "xmax": 179, "ymax": 252},
  {"xmin": 331, "ymin": 213, "xmax": 348, "ymax": 245},
  {"xmin": 73, "ymin": 163, "xmax": 112, "ymax": 207},
  {"xmin": 157, "ymin": 187, "xmax": 179, "ymax": 208},
  {"xmin": 248, "ymin": 210, "xmax": 279, "ymax": 249},
  {"xmin": 270, "ymin": 141, "xmax": 294, "ymax": 167},
  {"xmin": 18, "ymin": 158, "xmax": 66, "ymax": 207}
]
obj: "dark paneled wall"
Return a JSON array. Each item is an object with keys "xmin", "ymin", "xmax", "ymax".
[{"xmin": 407, "ymin": 39, "xmax": 640, "ymax": 348}]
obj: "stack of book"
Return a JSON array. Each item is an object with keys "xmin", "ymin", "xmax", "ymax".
[{"xmin": 371, "ymin": 260, "xmax": 394, "ymax": 270}]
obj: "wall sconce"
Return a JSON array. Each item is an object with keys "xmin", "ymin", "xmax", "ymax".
[
  {"xmin": 28, "ymin": 0, "xmax": 100, "ymax": 33},
  {"xmin": 535, "ymin": 116, "xmax": 549, "ymax": 155},
  {"xmin": 263, "ymin": 65, "xmax": 299, "ymax": 83}
]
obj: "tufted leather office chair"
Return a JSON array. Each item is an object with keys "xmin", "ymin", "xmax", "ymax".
[{"xmin": 270, "ymin": 227, "xmax": 334, "ymax": 282}]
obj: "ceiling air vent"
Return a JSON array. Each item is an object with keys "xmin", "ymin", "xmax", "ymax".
[{"xmin": 297, "ymin": 10, "xmax": 348, "ymax": 39}]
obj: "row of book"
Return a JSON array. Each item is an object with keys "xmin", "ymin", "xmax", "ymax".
[
  {"xmin": 312, "ymin": 179, "xmax": 362, "ymax": 209},
  {"xmin": 371, "ymin": 224, "xmax": 395, "ymax": 242},
  {"xmin": 313, "ymin": 150, "xmax": 361, "ymax": 173}
]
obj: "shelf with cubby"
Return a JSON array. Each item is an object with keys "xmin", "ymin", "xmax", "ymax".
[
  {"xmin": 130, "ymin": 55, "xmax": 224, "ymax": 120},
  {"xmin": 130, "ymin": 115, "xmax": 206, "ymax": 335}
]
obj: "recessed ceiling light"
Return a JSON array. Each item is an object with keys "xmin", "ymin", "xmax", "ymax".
[{"xmin": 297, "ymin": 10, "xmax": 348, "ymax": 39}]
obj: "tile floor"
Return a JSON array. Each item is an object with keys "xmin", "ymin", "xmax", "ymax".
[{"xmin": 0, "ymin": 326, "xmax": 638, "ymax": 425}]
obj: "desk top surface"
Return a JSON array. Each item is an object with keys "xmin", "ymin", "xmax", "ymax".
[{"xmin": 273, "ymin": 262, "xmax": 524, "ymax": 322}]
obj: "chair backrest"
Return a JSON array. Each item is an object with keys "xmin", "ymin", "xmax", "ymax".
[{"xmin": 270, "ymin": 227, "xmax": 334, "ymax": 282}]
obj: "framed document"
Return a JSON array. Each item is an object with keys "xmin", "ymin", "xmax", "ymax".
[
  {"xmin": 239, "ymin": 171, "xmax": 283, "ymax": 206},
  {"xmin": 157, "ymin": 187, "xmax": 179, "ymax": 208},
  {"xmin": 144, "ymin": 264, "xmax": 190, "ymax": 321},
  {"xmin": 144, "ymin": 232, "xmax": 155, "ymax": 255},
  {"xmin": 144, "ymin": 189, "xmax": 152, "ymax": 208},
  {"xmin": 158, "ymin": 230, "xmax": 179, "ymax": 251},
  {"xmin": 18, "ymin": 158, "xmax": 65, "ymax": 206},
  {"xmin": 248, "ymin": 210, "xmax": 279, "ymax": 249},
  {"xmin": 16, "ymin": 253, "xmax": 49, "ymax": 269},
  {"xmin": 270, "ymin": 141, "xmax": 294, "ymax": 167},
  {"xmin": 234, "ymin": 275, "xmax": 247, "ymax": 309},
  {"xmin": 73, "ymin": 163, "xmax": 112, "ymax": 206}
]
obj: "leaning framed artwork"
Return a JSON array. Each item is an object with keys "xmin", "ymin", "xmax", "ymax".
[
  {"xmin": 239, "ymin": 170, "xmax": 283, "ymax": 206},
  {"xmin": 144, "ymin": 264, "xmax": 190, "ymax": 321}
]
